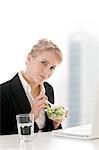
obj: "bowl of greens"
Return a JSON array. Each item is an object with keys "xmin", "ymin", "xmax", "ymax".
[{"xmin": 45, "ymin": 105, "xmax": 68, "ymax": 120}]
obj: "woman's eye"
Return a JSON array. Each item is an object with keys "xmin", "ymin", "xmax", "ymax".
[
  {"xmin": 50, "ymin": 66, "xmax": 55, "ymax": 71},
  {"xmin": 41, "ymin": 61, "xmax": 47, "ymax": 66}
]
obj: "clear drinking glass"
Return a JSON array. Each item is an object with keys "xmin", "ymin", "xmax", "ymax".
[{"xmin": 16, "ymin": 113, "xmax": 34, "ymax": 142}]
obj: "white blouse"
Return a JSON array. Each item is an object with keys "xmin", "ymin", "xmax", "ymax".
[{"xmin": 18, "ymin": 72, "xmax": 46, "ymax": 130}]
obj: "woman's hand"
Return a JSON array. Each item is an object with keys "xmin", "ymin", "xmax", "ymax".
[
  {"xmin": 53, "ymin": 118, "xmax": 63, "ymax": 129},
  {"xmin": 53, "ymin": 108, "xmax": 69, "ymax": 129},
  {"xmin": 30, "ymin": 94, "xmax": 48, "ymax": 120}
]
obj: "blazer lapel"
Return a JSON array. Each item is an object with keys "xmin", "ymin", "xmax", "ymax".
[{"xmin": 10, "ymin": 74, "xmax": 31, "ymax": 113}]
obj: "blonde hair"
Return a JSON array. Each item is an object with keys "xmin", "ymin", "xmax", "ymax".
[{"xmin": 29, "ymin": 39, "xmax": 63, "ymax": 64}]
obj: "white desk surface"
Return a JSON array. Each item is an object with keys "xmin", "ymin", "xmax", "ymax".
[{"xmin": 0, "ymin": 132, "xmax": 99, "ymax": 150}]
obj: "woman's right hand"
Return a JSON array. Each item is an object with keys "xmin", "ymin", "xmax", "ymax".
[{"xmin": 30, "ymin": 94, "xmax": 48, "ymax": 120}]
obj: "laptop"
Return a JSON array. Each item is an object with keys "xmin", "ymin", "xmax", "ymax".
[{"xmin": 52, "ymin": 86, "xmax": 99, "ymax": 140}]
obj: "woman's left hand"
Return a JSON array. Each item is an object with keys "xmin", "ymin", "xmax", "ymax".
[
  {"xmin": 53, "ymin": 109, "xmax": 69, "ymax": 129},
  {"xmin": 53, "ymin": 119, "xmax": 63, "ymax": 129}
]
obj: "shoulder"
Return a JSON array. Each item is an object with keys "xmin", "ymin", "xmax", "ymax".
[
  {"xmin": 0, "ymin": 79, "xmax": 11, "ymax": 90},
  {"xmin": 43, "ymin": 81, "xmax": 54, "ymax": 94},
  {"xmin": 43, "ymin": 81, "xmax": 54, "ymax": 104},
  {"xmin": 0, "ymin": 73, "xmax": 19, "ymax": 91},
  {"xmin": 43, "ymin": 81, "xmax": 53, "ymax": 89}
]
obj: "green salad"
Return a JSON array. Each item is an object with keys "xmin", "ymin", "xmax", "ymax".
[{"xmin": 45, "ymin": 105, "xmax": 66, "ymax": 120}]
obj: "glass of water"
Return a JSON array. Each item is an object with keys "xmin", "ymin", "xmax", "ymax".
[{"xmin": 16, "ymin": 113, "xmax": 34, "ymax": 142}]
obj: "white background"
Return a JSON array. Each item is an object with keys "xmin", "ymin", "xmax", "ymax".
[{"xmin": 0, "ymin": 0, "xmax": 99, "ymax": 110}]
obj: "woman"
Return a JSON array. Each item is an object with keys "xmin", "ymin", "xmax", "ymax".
[{"xmin": 0, "ymin": 39, "xmax": 65, "ymax": 135}]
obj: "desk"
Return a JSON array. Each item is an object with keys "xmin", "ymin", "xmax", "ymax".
[{"xmin": 0, "ymin": 132, "xmax": 99, "ymax": 150}]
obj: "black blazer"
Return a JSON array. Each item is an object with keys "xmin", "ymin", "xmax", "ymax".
[{"xmin": 0, "ymin": 73, "xmax": 61, "ymax": 135}]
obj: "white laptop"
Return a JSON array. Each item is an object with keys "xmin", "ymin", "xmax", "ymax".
[{"xmin": 52, "ymin": 86, "xmax": 99, "ymax": 140}]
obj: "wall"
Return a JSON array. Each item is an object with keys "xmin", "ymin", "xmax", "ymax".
[{"xmin": 0, "ymin": 0, "xmax": 99, "ymax": 128}]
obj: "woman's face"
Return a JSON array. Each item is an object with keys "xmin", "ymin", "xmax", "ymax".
[{"xmin": 26, "ymin": 51, "xmax": 59, "ymax": 84}]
